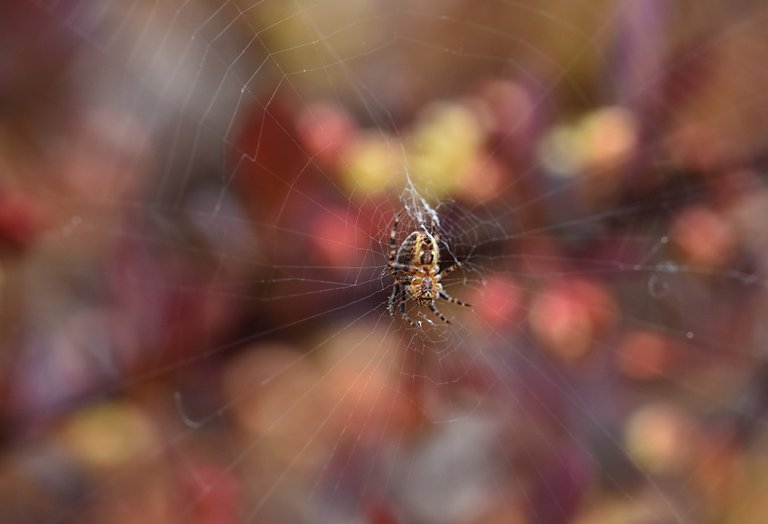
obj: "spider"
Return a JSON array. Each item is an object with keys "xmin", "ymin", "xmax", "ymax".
[{"xmin": 387, "ymin": 212, "xmax": 471, "ymax": 327}]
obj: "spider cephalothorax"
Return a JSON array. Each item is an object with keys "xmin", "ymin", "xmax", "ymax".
[{"xmin": 387, "ymin": 212, "xmax": 471, "ymax": 326}]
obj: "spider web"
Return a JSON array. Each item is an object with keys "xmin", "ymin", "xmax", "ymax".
[{"xmin": 4, "ymin": 0, "xmax": 768, "ymax": 523}]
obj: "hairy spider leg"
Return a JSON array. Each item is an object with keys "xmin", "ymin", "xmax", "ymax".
[
  {"xmin": 389, "ymin": 277, "xmax": 421, "ymax": 327},
  {"xmin": 429, "ymin": 302, "xmax": 451, "ymax": 324},
  {"xmin": 391, "ymin": 262, "xmax": 425, "ymax": 273},
  {"xmin": 429, "ymin": 217, "xmax": 439, "ymax": 246},
  {"xmin": 388, "ymin": 281, "xmax": 400, "ymax": 316},
  {"xmin": 437, "ymin": 263, "xmax": 471, "ymax": 306},
  {"xmin": 388, "ymin": 211, "xmax": 401, "ymax": 269},
  {"xmin": 439, "ymin": 290, "xmax": 471, "ymax": 308},
  {"xmin": 399, "ymin": 297, "xmax": 421, "ymax": 327},
  {"xmin": 440, "ymin": 262, "xmax": 461, "ymax": 277}
]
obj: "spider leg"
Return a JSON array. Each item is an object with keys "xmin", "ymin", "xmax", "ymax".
[
  {"xmin": 390, "ymin": 262, "xmax": 424, "ymax": 273},
  {"xmin": 389, "ymin": 281, "xmax": 419, "ymax": 327},
  {"xmin": 400, "ymin": 298, "xmax": 421, "ymax": 327},
  {"xmin": 388, "ymin": 212, "xmax": 400, "ymax": 269},
  {"xmin": 440, "ymin": 262, "xmax": 462, "ymax": 277},
  {"xmin": 429, "ymin": 216, "xmax": 439, "ymax": 245},
  {"xmin": 388, "ymin": 281, "xmax": 400, "ymax": 317},
  {"xmin": 429, "ymin": 301, "xmax": 451, "ymax": 325},
  {"xmin": 439, "ymin": 290, "xmax": 472, "ymax": 308}
]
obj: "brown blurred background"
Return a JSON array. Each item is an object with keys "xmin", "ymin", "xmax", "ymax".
[{"xmin": 3, "ymin": 1, "xmax": 768, "ymax": 523}]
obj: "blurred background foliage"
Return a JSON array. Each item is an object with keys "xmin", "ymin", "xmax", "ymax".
[{"xmin": 4, "ymin": 0, "xmax": 768, "ymax": 523}]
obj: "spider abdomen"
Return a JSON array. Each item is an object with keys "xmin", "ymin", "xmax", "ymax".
[{"xmin": 395, "ymin": 231, "xmax": 436, "ymax": 269}]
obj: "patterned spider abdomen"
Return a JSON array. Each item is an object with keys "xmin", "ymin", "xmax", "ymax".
[{"xmin": 395, "ymin": 231, "xmax": 438, "ymax": 271}]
